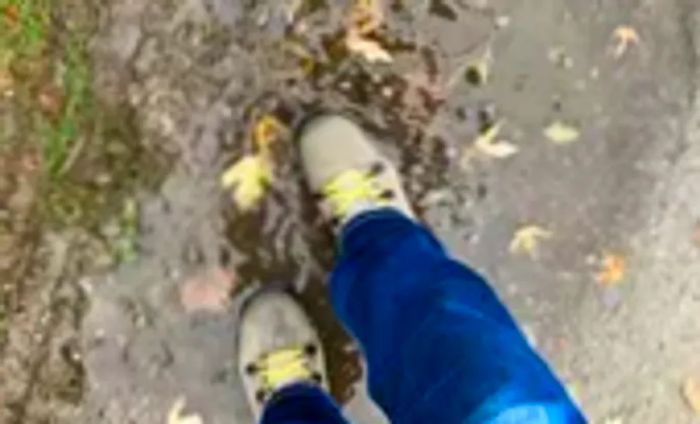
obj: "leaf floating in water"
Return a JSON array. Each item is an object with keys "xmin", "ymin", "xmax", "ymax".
[
  {"xmin": 509, "ymin": 225, "xmax": 553, "ymax": 259},
  {"xmin": 168, "ymin": 397, "xmax": 204, "ymax": 424},
  {"xmin": 474, "ymin": 122, "xmax": 519, "ymax": 158},
  {"xmin": 596, "ymin": 253, "xmax": 626, "ymax": 287},
  {"xmin": 345, "ymin": 0, "xmax": 392, "ymax": 63},
  {"xmin": 544, "ymin": 121, "xmax": 580, "ymax": 145},
  {"xmin": 254, "ymin": 114, "xmax": 288, "ymax": 153},
  {"xmin": 221, "ymin": 154, "xmax": 273, "ymax": 211},
  {"xmin": 683, "ymin": 375, "xmax": 700, "ymax": 415},
  {"xmin": 346, "ymin": 32, "xmax": 393, "ymax": 63}
]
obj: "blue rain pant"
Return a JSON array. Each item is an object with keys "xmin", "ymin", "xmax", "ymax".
[{"xmin": 261, "ymin": 209, "xmax": 586, "ymax": 424}]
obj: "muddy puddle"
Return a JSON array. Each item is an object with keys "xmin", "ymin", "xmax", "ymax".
[
  {"xmin": 216, "ymin": 0, "xmax": 494, "ymax": 402},
  {"xmin": 75, "ymin": 0, "xmax": 507, "ymax": 421}
]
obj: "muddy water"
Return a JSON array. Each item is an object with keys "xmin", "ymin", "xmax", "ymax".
[{"xmin": 80, "ymin": 1, "xmax": 506, "ymax": 421}]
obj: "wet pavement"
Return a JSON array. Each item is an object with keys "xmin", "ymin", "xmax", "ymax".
[{"xmin": 76, "ymin": 0, "xmax": 700, "ymax": 423}]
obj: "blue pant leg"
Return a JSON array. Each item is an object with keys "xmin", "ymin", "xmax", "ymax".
[
  {"xmin": 330, "ymin": 209, "xmax": 586, "ymax": 424},
  {"xmin": 260, "ymin": 383, "xmax": 351, "ymax": 424}
]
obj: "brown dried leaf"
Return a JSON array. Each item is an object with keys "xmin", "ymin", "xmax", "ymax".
[
  {"xmin": 683, "ymin": 375, "xmax": 700, "ymax": 415},
  {"xmin": 2, "ymin": 5, "xmax": 19, "ymax": 26},
  {"xmin": 180, "ymin": 268, "xmax": 237, "ymax": 314},
  {"xmin": 596, "ymin": 253, "xmax": 626, "ymax": 287},
  {"xmin": 611, "ymin": 26, "xmax": 640, "ymax": 58}
]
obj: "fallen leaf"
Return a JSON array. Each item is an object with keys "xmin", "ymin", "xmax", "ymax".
[
  {"xmin": 544, "ymin": 121, "xmax": 580, "ymax": 145},
  {"xmin": 612, "ymin": 25, "xmax": 640, "ymax": 58},
  {"xmin": 474, "ymin": 122, "xmax": 519, "ymax": 158},
  {"xmin": 693, "ymin": 223, "xmax": 700, "ymax": 247},
  {"xmin": 2, "ymin": 5, "xmax": 19, "ymax": 26},
  {"xmin": 345, "ymin": 32, "xmax": 393, "ymax": 63},
  {"xmin": 510, "ymin": 225, "xmax": 553, "ymax": 258},
  {"xmin": 168, "ymin": 397, "xmax": 203, "ymax": 424},
  {"xmin": 180, "ymin": 268, "xmax": 237, "ymax": 314},
  {"xmin": 603, "ymin": 417, "xmax": 624, "ymax": 424},
  {"xmin": 683, "ymin": 375, "xmax": 700, "ymax": 415},
  {"xmin": 221, "ymin": 154, "xmax": 273, "ymax": 211},
  {"xmin": 345, "ymin": 0, "xmax": 391, "ymax": 63},
  {"xmin": 348, "ymin": 0, "xmax": 384, "ymax": 35},
  {"xmin": 596, "ymin": 253, "xmax": 626, "ymax": 287},
  {"xmin": 254, "ymin": 114, "xmax": 287, "ymax": 153}
]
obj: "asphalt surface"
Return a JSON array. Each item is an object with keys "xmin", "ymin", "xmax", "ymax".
[{"xmin": 81, "ymin": 0, "xmax": 700, "ymax": 423}]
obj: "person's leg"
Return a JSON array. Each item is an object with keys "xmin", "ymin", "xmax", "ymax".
[
  {"xmin": 332, "ymin": 209, "xmax": 585, "ymax": 424},
  {"xmin": 237, "ymin": 291, "xmax": 351, "ymax": 424},
  {"xmin": 299, "ymin": 115, "xmax": 586, "ymax": 424}
]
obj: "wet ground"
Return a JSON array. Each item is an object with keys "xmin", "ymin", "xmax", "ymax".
[{"xmin": 2, "ymin": 0, "xmax": 700, "ymax": 422}]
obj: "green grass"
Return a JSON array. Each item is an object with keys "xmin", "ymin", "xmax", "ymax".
[
  {"xmin": 0, "ymin": 0, "xmax": 91, "ymax": 176},
  {"xmin": 44, "ymin": 36, "xmax": 91, "ymax": 175}
]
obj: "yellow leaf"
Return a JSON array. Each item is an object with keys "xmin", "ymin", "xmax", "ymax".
[
  {"xmin": 254, "ymin": 114, "xmax": 287, "ymax": 153},
  {"xmin": 168, "ymin": 397, "xmax": 203, "ymax": 424},
  {"xmin": 683, "ymin": 375, "xmax": 700, "ymax": 415},
  {"xmin": 349, "ymin": 0, "xmax": 383, "ymax": 35},
  {"xmin": 474, "ymin": 122, "xmax": 519, "ymax": 158},
  {"xmin": 612, "ymin": 25, "xmax": 640, "ymax": 58},
  {"xmin": 596, "ymin": 253, "xmax": 626, "ymax": 287},
  {"xmin": 346, "ymin": 32, "xmax": 393, "ymax": 63},
  {"xmin": 221, "ymin": 154, "xmax": 273, "ymax": 211},
  {"xmin": 510, "ymin": 225, "xmax": 553, "ymax": 258},
  {"xmin": 544, "ymin": 121, "xmax": 580, "ymax": 145},
  {"xmin": 345, "ymin": 0, "xmax": 390, "ymax": 63}
]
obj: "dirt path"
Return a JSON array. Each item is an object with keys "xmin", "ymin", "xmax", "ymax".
[{"xmin": 2, "ymin": 0, "xmax": 700, "ymax": 422}]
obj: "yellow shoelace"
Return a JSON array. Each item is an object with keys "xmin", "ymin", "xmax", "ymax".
[
  {"xmin": 322, "ymin": 169, "xmax": 386, "ymax": 218},
  {"xmin": 256, "ymin": 347, "xmax": 313, "ymax": 395}
]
